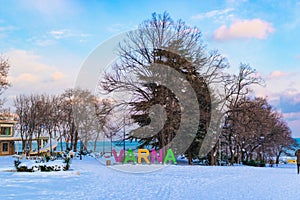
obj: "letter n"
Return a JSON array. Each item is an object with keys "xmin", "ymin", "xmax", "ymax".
[{"xmin": 151, "ymin": 149, "xmax": 163, "ymax": 164}]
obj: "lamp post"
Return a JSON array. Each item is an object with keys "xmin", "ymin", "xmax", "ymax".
[
  {"xmin": 260, "ymin": 134, "xmax": 265, "ymax": 163},
  {"xmin": 219, "ymin": 137, "xmax": 222, "ymax": 166},
  {"xmin": 123, "ymin": 116, "xmax": 126, "ymax": 160},
  {"xmin": 241, "ymin": 140, "xmax": 245, "ymax": 163},
  {"xmin": 110, "ymin": 131, "xmax": 113, "ymax": 156}
]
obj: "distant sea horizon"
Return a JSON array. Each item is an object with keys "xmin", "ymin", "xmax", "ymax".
[
  {"xmin": 14, "ymin": 138, "xmax": 300, "ymax": 154},
  {"xmin": 14, "ymin": 140, "xmax": 141, "ymax": 153}
]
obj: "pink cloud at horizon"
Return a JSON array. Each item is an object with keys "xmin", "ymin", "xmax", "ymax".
[
  {"xmin": 268, "ymin": 70, "xmax": 290, "ymax": 79},
  {"xmin": 214, "ymin": 19, "xmax": 275, "ymax": 41}
]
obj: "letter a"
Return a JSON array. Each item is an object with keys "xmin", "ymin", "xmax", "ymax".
[
  {"xmin": 163, "ymin": 149, "xmax": 177, "ymax": 164},
  {"xmin": 138, "ymin": 149, "xmax": 150, "ymax": 164},
  {"xmin": 123, "ymin": 149, "xmax": 137, "ymax": 164}
]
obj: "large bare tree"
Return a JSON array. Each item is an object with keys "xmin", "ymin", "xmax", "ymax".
[{"xmin": 101, "ymin": 12, "xmax": 228, "ymax": 163}]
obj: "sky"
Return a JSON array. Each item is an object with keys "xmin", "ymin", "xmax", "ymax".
[{"xmin": 0, "ymin": 0, "xmax": 300, "ymax": 136}]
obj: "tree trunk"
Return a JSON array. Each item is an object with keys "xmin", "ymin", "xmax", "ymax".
[
  {"xmin": 236, "ymin": 146, "xmax": 240, "ymax": 164},
  {"xmin": 210, "ymin": 148, "xmax": 216, "ymax": 166},
  {"xmin": 188, "ymin": 151, "xmax": 192, "ymax": 165},
  {"xmin": 94, "ymin": 132, "xmax": 100, "ymax": 152},
  {"xmin": 228, "ymin": 133, "xmax": 235, "ymax": 165},
  {"xmin": 74, "ymin": 130, "xmax": 78, "ymax": 152},
  {"xmin": 70, "ymin": 131, "xmax": 74, "ymax": 150},
  {"xmin": 275, "ymin": 151, "xmax": 282, "ymax": 167},
  {"xmin": 60, "ymin": 131, "xmax": 64, "ymax": 152},
  {"xmin": 22, "ymin": 139, "xmax": 26, "ymax": 153},
  {"xmin": 49, "ymin": 130, "xmax": 53, "ymax": 156}
]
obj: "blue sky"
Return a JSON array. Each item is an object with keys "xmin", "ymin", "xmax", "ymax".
[{"xmin": 1, "ymin": 0, "xmax": 300, "ymax": 136}]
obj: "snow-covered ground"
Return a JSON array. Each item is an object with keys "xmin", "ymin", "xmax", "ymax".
[{"xmin": 1, "ymin": 156, "xmax": 300, "ymax": 200}]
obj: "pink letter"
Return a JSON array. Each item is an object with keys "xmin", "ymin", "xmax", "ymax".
[
  {"xmin": 151, "ymin": 149, "xmax": 163, "ymax": 164},
  {"xmin": 112, "ymin": 149, "xmax": 124, "ymax": 162}
]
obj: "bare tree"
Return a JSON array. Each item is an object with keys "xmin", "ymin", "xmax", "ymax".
[
  {"xmin": 60, "ymin": 89, "xmax": 78, "ymax": 151},
  {"xmin": 222, "ymin": 97, "xmax": 296, "ymax": 166},
  {"xmin": 264, "ymin": 113, "xmax": 297, "ymax": 166},
  {"xmin": 60, "ymin": 88, "xmax": 114, "ymax": 152},
  {"xmin": 101, "ymin": 12, "xmax": 228, "ymax": 164},
  {"xmin": 0, "ymin": 56, "xmax": 11, "ymax": 108},
  {"xmin": 14, "ymin": 95, "xmax": 31, "ymax": 154},
  {"xmin": 14, "ymin": 94, "xmax": 61, "ymax": 155},
  {"xmin": 220, "ymin": 64, "xmax": 264, "ymax": 165}
]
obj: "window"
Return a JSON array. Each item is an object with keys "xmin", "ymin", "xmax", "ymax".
[
  {"xmin": 2, "ymin": 143, "xmax": 8, "ymax": 152},
  {"xmin": 0, "ymin": 127, "xmax": 11, "ymax": 136}
]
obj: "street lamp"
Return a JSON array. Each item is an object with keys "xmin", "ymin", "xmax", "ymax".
[
  {"xmin": 110, "ymin": 131, "xmax": 113, "ymax": 156},
  {"xmin": 260, "ymin": 134, "xmax": 265, "ymax": 163},
  {"xmin": 123, "ymin": 116, "xmax": 126, "ymax": 160}
]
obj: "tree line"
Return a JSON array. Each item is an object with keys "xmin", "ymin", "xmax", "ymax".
[{"xmin": 13, "ymin": 89, "xmax": 118, "ymax": 155}]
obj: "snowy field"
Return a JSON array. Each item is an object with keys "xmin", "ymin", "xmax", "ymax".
[{"xmin": 1, "ymin": 156, "xmax": 300, "ymax": 200}]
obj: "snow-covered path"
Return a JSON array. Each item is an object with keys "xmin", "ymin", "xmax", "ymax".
[{"xmin": 1, "ymin": 156, "xmax": 300, "ymax": 200}]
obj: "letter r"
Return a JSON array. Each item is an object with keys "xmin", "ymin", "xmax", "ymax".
[{"xmin": 138, "ymin": 149, "xmax": 150, "ymax": 164}]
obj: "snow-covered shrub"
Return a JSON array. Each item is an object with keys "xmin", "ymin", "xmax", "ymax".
[
  {"xmin": 14, "ymin": 159, "xmax": 70, "ymax": 172},
  {"xmin": 14, "ymin": 159, "xmax": 21, "ymax": 169},
  {"xmin": 45, "ymin": 155, "xmax": 51, "ymax": 162},
  {"xmin": 64, "ymin": 157, "xmax": 71, "ymax": 170}
]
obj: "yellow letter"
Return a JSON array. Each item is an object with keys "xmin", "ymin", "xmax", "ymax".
[{"xmin": 138, "ymin": 149, "xmax": 150, "ymax": 164}]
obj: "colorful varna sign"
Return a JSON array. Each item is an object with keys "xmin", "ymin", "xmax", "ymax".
[{"xmin": 112, "ymin": 149, "xmax": 177, "ymax": 164}]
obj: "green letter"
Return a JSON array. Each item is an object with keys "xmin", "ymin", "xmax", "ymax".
[
  {"xmin": 123, "ymin": 149, "xmax": 137, "ymax": 164},
  {"xmin": 163, "ymin": 149, "xmax": 177, "ymax": 164}
]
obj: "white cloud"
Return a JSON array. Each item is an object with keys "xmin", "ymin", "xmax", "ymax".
[
  {"xmin": 214, "ymin": 19, "xmax": 275, "ymax": 41},
  {"xmin": 268, "ymin": 70, "xmax": 290, "ymax": 79},
  {"xmin": 0, "ymin": 25, "xmax": 17, "ymax": 38},
  {"xmin": 51, "ymin": 71, "xmax": 65, "ymax": 81},
  {"xmin": 4, "ymin": 49, "xmax": 71, "ymax": 101},
  {"xmin": 48, "ymin": 29, "xmax": 91, "ymax": 41},
  {"xmin": 251, "ymin": 70, "xmax": 300, "ymax": 105},
  {"xmin": 49, "ymin": 30, "xmax": 66, "ymax": 37},
  {"xmin": 283, "ymin": 112, "xmax": 300, "ymax": 120},
  {"xmin": 28, "ymin": 29, "xmax": 91, "ymax": 46},
  {"xmin": 192, "ymin": 8, "xmax": 234, "ymax": 20},
  {"xmin": 0, "ymin": 26, "xmax": 16, "ymax": 32},
  {"xmin": 280, "ymin": 89, "xmax": 300, "ymax": 106},
  {"xmin": 6, "ymin": 49, "xmax": 49, "ymax": 73},
  {"xmin": 49, "ymin": 29, "xmax": 72, "ymax": 39},
  {"xmin": 13, "ymin": 73, "xmax": 38, "ymax": 83}
]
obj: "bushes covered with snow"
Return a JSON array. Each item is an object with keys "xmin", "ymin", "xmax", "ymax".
[
  {"xmin": 243, "ymin": 160, "xmax": 266, "ymax": 167},
  {"xmin": 14, "ymin": 158, "xmax": 71, "ymax": 172}
]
